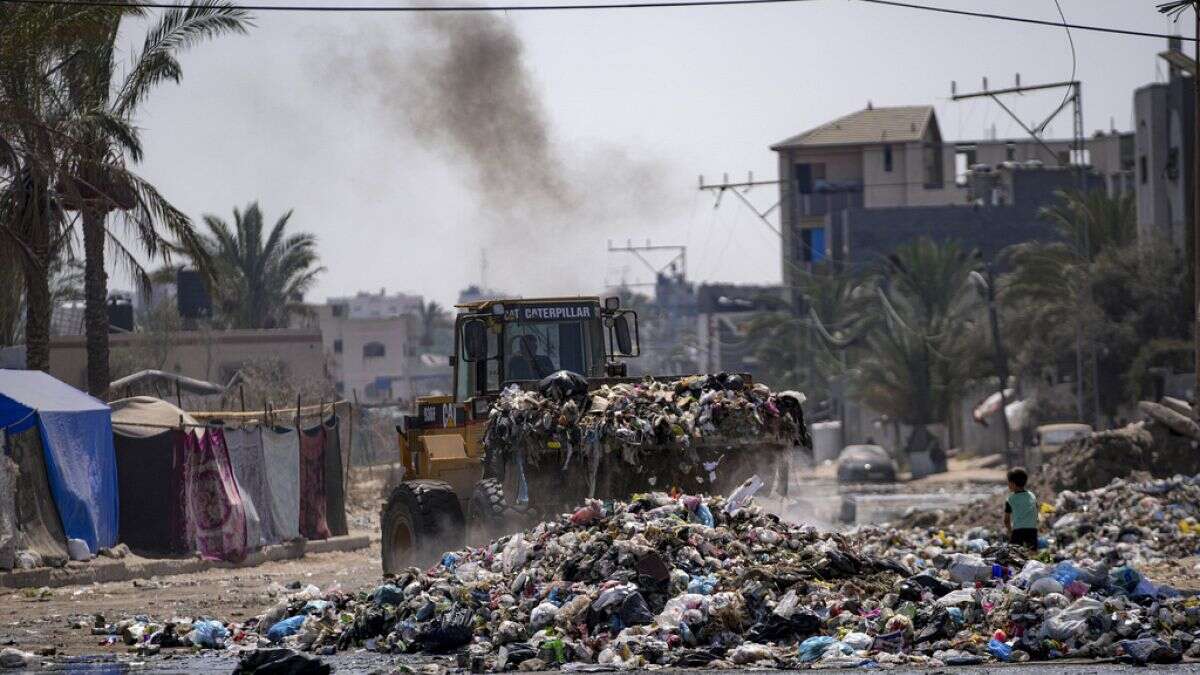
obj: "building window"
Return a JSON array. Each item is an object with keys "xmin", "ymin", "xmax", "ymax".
[
  {"xmin": 883, "ymin": 145, "xmax": 893, "ymax": 172},
  {"xmin": 1005, "ymin": 143, "xmax": 1015, "ymax": 161},
  {"xmin": 800, "ymin": 227, "xmax": 826, "ymax": 262},
  {"xmin": 363, "ymin": 341, "xmax": 386, "ymax": 359},
  {"xmin": 793, "ymin": 162, "xmax": 825, "ymax": 195},
  {"xmin": 954, "ymin": 146, "xmax": 977, "ymax": 186},
  {"xmin": 923, "ymin": 143, "xmax": 944, "ymax": 188},
  {"xmin": 335, "ymin": 381, "xmax": 344, "ymax": 395},
  {"xmin": 1140, "ymin": 155, "xmax": 1148, "ymax": 184},
  {"xmin": 331, "ymin": 304, "xmax": 347, "ymax": 318},
  {"xmin": 333, "ymin": 339, "xmax": 342, "ymax": 354}
]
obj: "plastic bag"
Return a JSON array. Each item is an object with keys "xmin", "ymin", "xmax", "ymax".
[
  {"xmin": 1051, "ymin": 561, "xmax": 1080, "ymax": 586},
  {"xmin": 948, "ymin": 553, "xmax": 993, "ymax": 584},
  {"xmin": 655, "ymin": 594, "xmax": 709, "ymax": 629},
  {"xmin": 687, "ymin": 574, "xmax": 717, "ymax": 595},
  {"xmin": 189, "ymin": 620, "xmax": 229, "ymax": 648},
  {"xmin": 729, "ymin": 643, "xmax": 774, "ymax": 665},
  {"xmin": 502, "ymin": 534, "xmax": 531, "ymax": 572},
  {"xmin": 723, "ymin": 475, "xmax": 764, "ymax": 515},
  {"xmin": 987, "ymin": 638, "xmax": 1012, "ymax": 662},
  {"xmin": 1029, "ymin": 577, "xmax": 1064, "ymax": 596},
  {"xmin": 1013, "ymin": 560, "xmax": 1052, "ymax": 587},
  {"xmin": 799, "ymin": 635, "xmax": 834, "ymax": 662},
  {"xmin": 936, "ymin": 588, "xmax": 977, "ymax": 607},
  {"xmin": 531, "ymin": 602, "xmax": 559, "ymax": 630},
  {"xmin": 619, "ymin": 592, "xmax": 654, "ymax": 626},
  {"xmin": 265, "ymin": 615, "xmax": 305, "ymax": 643},
  {"xmin": 842, "ymin": 632, "xmax": 872, "ymax": 651}
]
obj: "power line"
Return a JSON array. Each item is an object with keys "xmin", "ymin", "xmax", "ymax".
[{"xmin": 0, "ymin": 0, "xmax": 1195, "ymax": 41}]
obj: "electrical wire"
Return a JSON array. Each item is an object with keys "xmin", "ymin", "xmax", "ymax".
[
  {"xmin": 1038, "ymin": 0, "xmax": 1077, "ymax": 137},
  {"xmin": 0, "ymin": 0, "xmax": 1193, "ymax": 41}
]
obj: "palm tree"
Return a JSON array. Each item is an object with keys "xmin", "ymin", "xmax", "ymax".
[
  {"xmin": 416, "ymin": 300, "xmax": 445, "ymax": 347},
  {"xmin": 851, "ymin": 238, "xmax": 981, "ymax": 437},
  {"xmin": 58, "ymin": 1, "xmax": 250, "ymax": 396},
  {"xmin": 1000, "ymin": 190, "xmax": 1137, "ymax": 418},
  {"xmin": 0, "ymin": 2, "xmax": 248, "ymax": 387},
  {"xmin": 193, "ymin": 202, "xmax": 325, "ymax": 329}
]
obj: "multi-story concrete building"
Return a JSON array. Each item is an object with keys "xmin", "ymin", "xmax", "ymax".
[
  {"xmin": 316, "ymin": 290, "xmax": 451, "ymax": 404},
  {"xmin": 771, "ymin": 104, "xmax": 1133, "ymax": 291},
  {"xmin": 1133, "ymin": 38, "xmax": 1195, "ymax": 250}
]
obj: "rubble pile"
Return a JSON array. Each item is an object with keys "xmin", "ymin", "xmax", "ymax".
[
  {"xmin": 92, "ymin": 478, "xmax": 1200, "ymax": 669},
  {"xmin": 483, "ymin": 373, "xmax": 810, "ymax": 474}
]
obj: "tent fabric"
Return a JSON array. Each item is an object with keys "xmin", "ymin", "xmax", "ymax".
[
  {"xmin": 261, "ymin": 427, "xmax": 301, "ymax": 541},
  {"xmin": 224, "ymin": 426, "xmax": 276, "ymax": 548},
  {"xmin": 0, "ymin": 452, "xmax": 16, "ymax": 570},
  {"xmin": 323, "ymin": 416, "xmax": 349, "ymax": 537},
  {"xmin": 299, "ymin": 424, "xmax": 331, "ymax": 541},
  {"xmin": 184, "ymin": 430, "xmax": 247, "ymax": 562},
  {"xmin": 113, "ymin": 430, "xmax": 178, "ymax": 553},
  {"xmin": 110, "ymin": 397, "xmax": 200, "ymax": 438},
  {"xmin": 168, "ymin": 431, "xmax": 190, "ymax": 554},
  {"xmin": 0, "ymin": 370, "xmax": 118, "ymax": 552},
  {"xmin": 6, "ymin": 426, "xmax": 69, "ymax": 566}
]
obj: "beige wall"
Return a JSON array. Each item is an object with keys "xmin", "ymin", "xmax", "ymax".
[
  {"xmin": 50, "ymin": 329, "xmax": 326, "ymax": 393},
  {"xmin": 317, "ymin": 307, "xmax": 415, "ymax": 403}
]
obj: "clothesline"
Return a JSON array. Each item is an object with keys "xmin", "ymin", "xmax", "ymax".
[
  {"xmin": 189, "ymin": 400, "xmax": 351, "ymax": 421},
  {"xmin": 114, "ymin": 416, "xmax": 343, "ymax": 432}
]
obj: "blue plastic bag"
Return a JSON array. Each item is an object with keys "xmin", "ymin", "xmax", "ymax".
[
  {"xmin": 695, "ymin": 504, "xmax": 715, "ymax": 527},
  {"xmin": 189, "ymin": 620, "xmax": 229, "ymax": 648},
  {"xmin": 687, "ymin": 574, "xmax": 717, "ymax": 595},
  {"xmin": 988, "ymin": 638, "xmax": 1012, "ymax": 662},
  {"xmin": 1051, "ymin": 561, "xmax": 1080, "ymax": 586},
  {"xmin": 799, "ymin": 635, "xmax": 834, "ymax": 662},
  {"xmin": 266, "ymin": 615, "xmax": 305, "ymax": 643}
]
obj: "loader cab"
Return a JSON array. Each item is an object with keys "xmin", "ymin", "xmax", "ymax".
[{"xmin": 454, "ymin": 297, "xmax": 639, "ymax": 407}]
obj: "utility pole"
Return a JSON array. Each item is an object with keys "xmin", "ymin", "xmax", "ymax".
[
  {"xmin": 952, "ymin": 75, "xmax": 1102, "ymax": 427},
  {"xmin": 972, "ymin": 265, "xmax": 1014, "ymax": 466},
  {"xmin": 1157, "ymin": 1, "xmax": 1200, "ymax": 418},
  {"xmin": 699, "ymin": 172, "xmax": 817, "ymax": 389}
]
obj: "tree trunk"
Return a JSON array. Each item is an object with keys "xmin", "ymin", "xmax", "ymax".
[
  {"xmin": 22, "ymin": 258, "xmax": 51, "ymax": 373},
  {"xmin": 82, "ymin": 206, "xmax": 110, "ymax": 397},
  {"xmin": 22, "ymin": 171, "xmax": 52, "ymax": 373}
]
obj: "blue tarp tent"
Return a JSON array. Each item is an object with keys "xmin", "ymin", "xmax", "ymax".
[{"xmin": 0, "ymin": 370, "xmax": 118, "ymax": 552}]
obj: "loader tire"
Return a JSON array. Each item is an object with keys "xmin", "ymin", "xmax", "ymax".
[
  {"xmin": 468, "ymin": 478, "xmax": 509, "ymax": 544},
  {"xmin": 381, "ymin": 480, "xmax": 464, "ymax": 574}
]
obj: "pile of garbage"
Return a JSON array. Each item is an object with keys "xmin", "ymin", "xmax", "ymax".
[
  {"xmin": 482, "ymin": 372, "xmax": 809, "ymax": 476},
  {"xmin": 906, "ymin": 398, "xmax": 1200, "ymax": 532},
  {"xmin": 95, "ymin": 477, "xmax": 1200, "ymax": 669}
]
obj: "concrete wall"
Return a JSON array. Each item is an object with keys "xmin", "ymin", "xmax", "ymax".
[
  {"xmin": 1134, "ymin": 78, "xmax": 1193, "ymax": 250},
  {"xmin": 50, "ymin": 329, "xmax": 326, "ymax": 393}
]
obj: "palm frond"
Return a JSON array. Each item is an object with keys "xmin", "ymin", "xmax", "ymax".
[{"xmin": 114, "ymin": 0, "xmax": 251, "ymax": 117}]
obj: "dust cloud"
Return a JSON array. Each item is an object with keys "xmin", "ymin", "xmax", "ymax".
[{"xmin": 321, "ymin": 12, "xmax": 678, "ymax": 296}]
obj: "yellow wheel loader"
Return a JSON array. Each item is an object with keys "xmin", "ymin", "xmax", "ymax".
[{"xmin": 380, "ymin": 296, "xmax": 807, "ymax": 573}]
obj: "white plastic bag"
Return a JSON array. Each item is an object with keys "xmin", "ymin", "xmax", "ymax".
[
  {"xmin": 501, "ymin": 534, "xmax": 530, "ymax": 572},
  {"xmin": 948, "ymin": 553, "xmax": 992, "ymax": 584}
]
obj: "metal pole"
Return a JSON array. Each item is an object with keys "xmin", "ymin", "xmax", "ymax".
[
  {"xmin": 1194, "ymin": 8, "xmax": 1200, "ymax": 417},
  {"xmin": 983, "ymin": 263, "xmax": 1014, "ymax": 466}
]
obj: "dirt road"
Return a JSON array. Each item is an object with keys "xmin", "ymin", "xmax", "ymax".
[{"xmin": 1, "ymin": 543, "xmax": 383, "ymax": 659}]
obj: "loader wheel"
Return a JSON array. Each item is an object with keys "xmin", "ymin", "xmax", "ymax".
[
  {"xmin": 468, "ymin": 478, "xmax": 508, "ymax": 544},
  {"xmin": 381, "ymin": 480, "xmax": 464, "ymax": 574}
]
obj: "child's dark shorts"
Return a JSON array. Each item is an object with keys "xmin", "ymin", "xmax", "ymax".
[{"xmin": 1010, "ymin": 528, "xmax": 1038, "ymax": 550}]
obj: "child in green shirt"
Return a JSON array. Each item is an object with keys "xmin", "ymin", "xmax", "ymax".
[{"xmin": 1004, "ymin": 467, "xmax": 1038, "ymax": 550}]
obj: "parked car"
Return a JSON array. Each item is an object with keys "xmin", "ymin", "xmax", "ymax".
[
  {"xmin": 836, "ymin": 444, "xmax": 898, "ymax": 484},
  {"xmin": 1027, "ymin": 423, "xmax": 1092, "ymax": 466}
]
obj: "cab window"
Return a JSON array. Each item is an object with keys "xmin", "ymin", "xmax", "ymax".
[
  {"xmin": 504, "ymin": 321, "xmax": 582, "ymax": 380},
  {"xmin": 455, "ymin": 325, "xmax": 500, "ymax": 400}
]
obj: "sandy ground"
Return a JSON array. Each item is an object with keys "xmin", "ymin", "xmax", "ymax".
[{"xmin": 0, "ymin": 543, "xmax": 383, "ymax": 659}]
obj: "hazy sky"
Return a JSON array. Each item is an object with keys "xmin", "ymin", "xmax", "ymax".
[{"xmin": 121, "ymin": 0, "xmax": 1194, "ymax": 306}]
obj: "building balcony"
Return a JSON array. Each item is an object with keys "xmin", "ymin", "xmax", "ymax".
[{"xmin": 794, "ymin": 189, "xmax": 863, "ymax": 217}]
